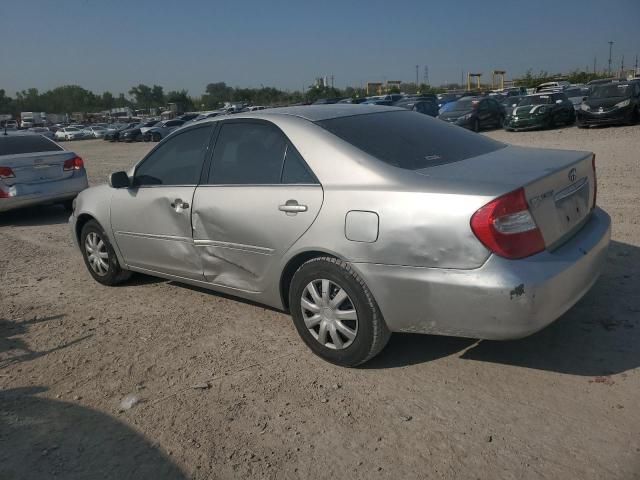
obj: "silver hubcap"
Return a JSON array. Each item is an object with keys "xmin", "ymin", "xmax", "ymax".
[
  {"xmin": 84, "ymin": 232, "xmax": 109, "ymax": 276},
  {"xmin": 301, "ymin": 279, "xmax": 358, "ymax": 350}
]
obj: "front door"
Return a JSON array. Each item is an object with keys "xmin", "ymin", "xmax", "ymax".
[
  {"xmin": 110, "ymin": 124, "xmax": 214, "ymax": 280},
  {"xmin": 192, "ymin": 120, "xmax": 323, "ymax": 293}
]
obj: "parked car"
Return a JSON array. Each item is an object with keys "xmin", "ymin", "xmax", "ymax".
[
  {"xmin": 247, "ymin": 106, "xmax": 266, "ymax": 111},
  {"xmin": 576, "ymin": 81, "xmax": 640, "ymax": 128},
  {"xmin": 436, "ymin": 93, "xmax": 464, "ymax": 110},
  {"xmin": 505, "ymin": 92, "xmax": 575, "ymax": 131},
  {"xmin": 393, "ymin": 98, "xmax": 439, "ymax": 117},
  {"xmin": 361, "ymin": 98, "xmax": 394, "ymax": 106},
  {"xmin": 54, "ymin": 127, "xmax": 86, "ymax": 141},
  {"xmin": 104, "ymin": 123, "xmax": 138, "ymax": 142},
  {"xmin": 564, "ymin": 87, "xmax": 590, "ymax": 111},
  {"xmin": 500, "ymin": 95, "xmax": 525, "ymax": 118},
  {"xmin": 437, "ymin": 96, "xmax": 505, "ymax": 131},
  {"xmin": 0, "ymin": 134, "xmax": 88, "ymax": 212},
  {"xmin": 337, "ymin": 98, "xmax": 368, "ymax": 104},
  {"xmin": 83, "ymin": 126, "xmax": 108, "ymax": 138},
  {"xmin": 312, "ymin": 98, "xmax": 345, "ymax": 105},
  {"xmin": 26, "ymin": 127, "xmax": 55, "ymax": 139},
  {"xmin": 68, "ymin": 105, "xmax": 610, "ymax": 366},
  {"xmin": 143, "ymin": 119, "xmax": 186, "ymax": 142},
  {"xmin": 535, "ymin": 81, "xmax": 570, "ymax": 92}
]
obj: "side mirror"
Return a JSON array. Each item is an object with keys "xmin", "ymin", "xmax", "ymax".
[
  {"xmin": 555, "ymin": 99, "xmax": 563, "ymax": 104},
  {"xmin": 109, "ymin": 171, "xmax": 130, "ymax": 189}
]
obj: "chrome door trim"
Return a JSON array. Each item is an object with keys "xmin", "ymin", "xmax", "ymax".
[
  {"xmin": 115, "ymin": 231, "xmax": 193, "ymax": 243},
  {"xmin": 193, "ymin": 239, "xmax": 274, "ymax": 255}
]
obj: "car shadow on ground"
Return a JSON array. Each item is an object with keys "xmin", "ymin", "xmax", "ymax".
[
  {"xmin": 0, "ymin": 315, "xmax": 92, "ymax": 369},
  {"xmin": 367, "ymin": 240, "xmax": 640, "ymax": 376},
  {"xmin": 0, "ymin": 204, "xmax": 70, "ymax": 226},
  {"xmin": 0, "ymin": 386, "xmax": 187, "ymax": 480}
]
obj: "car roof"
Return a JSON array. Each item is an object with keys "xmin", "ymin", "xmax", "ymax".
[{"xmin": 201, "ymin": 105, "xmax": 404, "ymax": 122}]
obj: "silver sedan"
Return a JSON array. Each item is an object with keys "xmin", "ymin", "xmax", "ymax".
[{"xmin": 69, "ymin": 105, "xmax": 610, "ymax": 366}]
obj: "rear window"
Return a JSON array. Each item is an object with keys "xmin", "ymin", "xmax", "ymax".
[
  {"xmin": 0, "ymin": 135, "xmax": 63, "ymax": 156},
  {"xmin": 316, "ymin": 111, "xmax": 505, "ymax": 170}
]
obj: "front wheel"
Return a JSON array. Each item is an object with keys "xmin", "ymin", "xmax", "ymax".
[
  {"xmin": 151, "ymin": 132, "xmax": 161, "ymax": 142},
  {"xmin": 80, "ymin": 220, "xmax": 131, "ymax": 286},
  {"xmin": 289, "ymin": 257, "xmax": 390, "ymax": 367},
  {"xmin": 472, "ymin": 118, "xmax": 480, "ymax": 132}
]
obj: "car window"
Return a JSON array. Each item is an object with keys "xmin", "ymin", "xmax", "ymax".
[
  {"xmin": 165, "ymin": 120, "xmax": 184, "ymax": 127},
  {"xmin": 134, "ymin": 125, "xmax": 212, "ymax": 186},
  {"xmin": 0, "ymin": 135, "xmax": 63, "ymax": 155},
  {"xmin": 316, "ymin": 111, "xmax": 505, "ymax": 170},
  {"xmin": 281, "ymin": 144, "xmax": 317, "ymax": 184},
  {"xmin": 208, "ymin": 122, "xmax": 287, "ymax": 185}
]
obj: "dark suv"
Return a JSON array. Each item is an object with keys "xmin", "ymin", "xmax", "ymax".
[
  {"xmin": 437, "ymin": 97, "xmax": 504, "ymax": 131},
  {"xmin": 577, "ymin": 81, "xmax": 640, "ymax": 128}
]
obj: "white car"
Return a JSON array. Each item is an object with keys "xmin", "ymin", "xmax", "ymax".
[
  {"xmin": 83, "ymin": 126, "xmax": 107, "ymax": 138},
  {"xmin": 55, "ymin": 127, "xmax": 86, "ymax": 141}
]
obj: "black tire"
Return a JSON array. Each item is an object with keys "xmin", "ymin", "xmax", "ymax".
[
  {"xmin": 567, "ymin": 112, "xmax": 576, "ymax": 125},
  {"xmin": 472, "ymin": 118, "xmax": 480, "ymax": 132},
  {"xmin": 152, "ymin": 132, "xmax": 161, "ymax": 142},
  {"xmin": 628, "ymin": 107, "xmax": 639, "ymax": 126},
  {"xmin": 289, "ymin": 256, "xmax": 390, "ymax": 367},
  {"xmin": 80, "ymin": 220, "xmax": 131, "ymax": 286},
  {"xmin": 143, "ymin": 133, "xmax": 150, "ymax": 142}
]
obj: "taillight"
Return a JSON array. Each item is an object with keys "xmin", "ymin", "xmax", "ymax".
[
  {"xmin": 470, "ymin": 187, "xmax": 545, "ymax": 260},
  {"xmin": 0, "ymin": 166, "xmax": 15, "ymax": 179},
  {"xmin": 592, "ymin": 154, "xmax": 597, "ymax": 208},
  {"xmin": 63, "ymin": 156, "xmax": 84, "ymax": 171}
]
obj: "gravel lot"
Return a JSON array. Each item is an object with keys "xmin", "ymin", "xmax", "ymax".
[{"xmin": 1, "ymin": 124, "xmax": 639, "ymax": 480}]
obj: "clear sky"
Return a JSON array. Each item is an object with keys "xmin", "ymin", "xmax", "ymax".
[{"xmin": 1, "ymin": 0, "xmax": 638, "ymax": 97}]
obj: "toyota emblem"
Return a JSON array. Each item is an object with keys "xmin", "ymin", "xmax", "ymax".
[{"xmin": 568, "ymin": 168, "xmax": 577, "ymax": 182}]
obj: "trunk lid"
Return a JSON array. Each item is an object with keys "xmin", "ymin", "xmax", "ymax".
[
  {"xmin": 0, "ymin": 150, "xmax": 77, "ymax": 185},
  {"xmin": 417, "ymin": 145, "xmax": 596, "ymax": 248}
]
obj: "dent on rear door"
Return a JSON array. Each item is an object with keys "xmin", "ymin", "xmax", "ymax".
[{"xmin": 191, "ymin": 185, "xmax": 323, "ymax": 292}]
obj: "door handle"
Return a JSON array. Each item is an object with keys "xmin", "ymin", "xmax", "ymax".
[
  {"xmin": 279, "ymin": 200, "xmax": 307, "ymax": 215},
  {"xmin": 170, "ymin": 198, "xmax": 190, "ymax": 210}
]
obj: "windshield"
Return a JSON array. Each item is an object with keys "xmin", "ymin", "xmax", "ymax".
[
  {"xmin": 502, "ymin": 96, "xmax": 522, "ymax": 106},
  {"xmin": 590, "ymin": 84, "xmax": 631, "ymax": 99},
  {"xmin": 0, "ymin": 135, "xmax": 62, "ymax": 155},
  {"xmin": 449, "ymin": 98, "xmax": 478, "ymax": 112},
  {"xmin": 518, "ymin": 95, "xmax": 553, "ymax": 106},
  {"xmin": 316, "ymin": 111, "xmax": 505, "ymax": 170},
  {"xmin": 143, "ymin": 121, "xmax": 158, "ymax": 127},
  {"xmin": 66, "ymin": 127, "xmax": 80, "ymax": 132}
]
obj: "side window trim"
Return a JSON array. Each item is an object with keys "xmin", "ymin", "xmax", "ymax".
[
  {"xmin": 132, "ymin": 124, "xmax": 214, "ymax": 188},
  {"xmin": 204, "ymin": 118, "xmax": 320, "ymax": 186},
  {"xmin": 280, "ymin": 142, "xmax": 320, "ymax": 185}
]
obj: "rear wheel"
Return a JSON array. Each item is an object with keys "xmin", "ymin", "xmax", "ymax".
[
  {"xmin": 289, "ymin": 257, "xmax": 390, "ymax": 367},
  {"xmin": 80, "ymin": 220, "xmax": 131, "ymax": 286},
  {"xmin": 472, "ymin": 118, "xmax": 480, "ymax": 132}
]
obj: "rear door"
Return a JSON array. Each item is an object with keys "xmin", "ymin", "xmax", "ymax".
[
  {"xmin": 110, "ymin": 124, "xmax": 213, "ymax": 279},
  {"xmin": 192, "ymin": 120, "xmax": 323, "ymax": 293}
]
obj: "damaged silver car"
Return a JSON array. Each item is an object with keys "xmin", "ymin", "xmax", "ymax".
[{"xmin": 70, "ymin": 105, "xmax": 610, "ymax": 366}]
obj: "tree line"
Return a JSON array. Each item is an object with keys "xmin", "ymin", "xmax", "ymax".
[{"xmin": 0, "ymin": 69, "xmax": 614, "ymax": 117}]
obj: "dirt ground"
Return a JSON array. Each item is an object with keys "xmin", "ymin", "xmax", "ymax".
[{"xmin": 1, "ymin": 125, "xmax": 639, "ymax": 480}]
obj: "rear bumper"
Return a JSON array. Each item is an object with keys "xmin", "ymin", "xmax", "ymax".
[
  {"xmin": 0, "ymin": 172, "xmax": 88, "ymax": 212},
  {"xmin": 354, "ymin": 208, "xmax": 611, "ymax": 340}
]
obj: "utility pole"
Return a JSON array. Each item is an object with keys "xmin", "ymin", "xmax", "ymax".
[
  {"xmin": 608, "ymin": 41, "xmax": 614, "ymax": 75},
  {"xmin": 621, "ymin": 55, "xmax": 625, "ymax": 77},
  {"xmin": 330, "ymin": 75, "xmax": 334, "ymax": 88}
]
